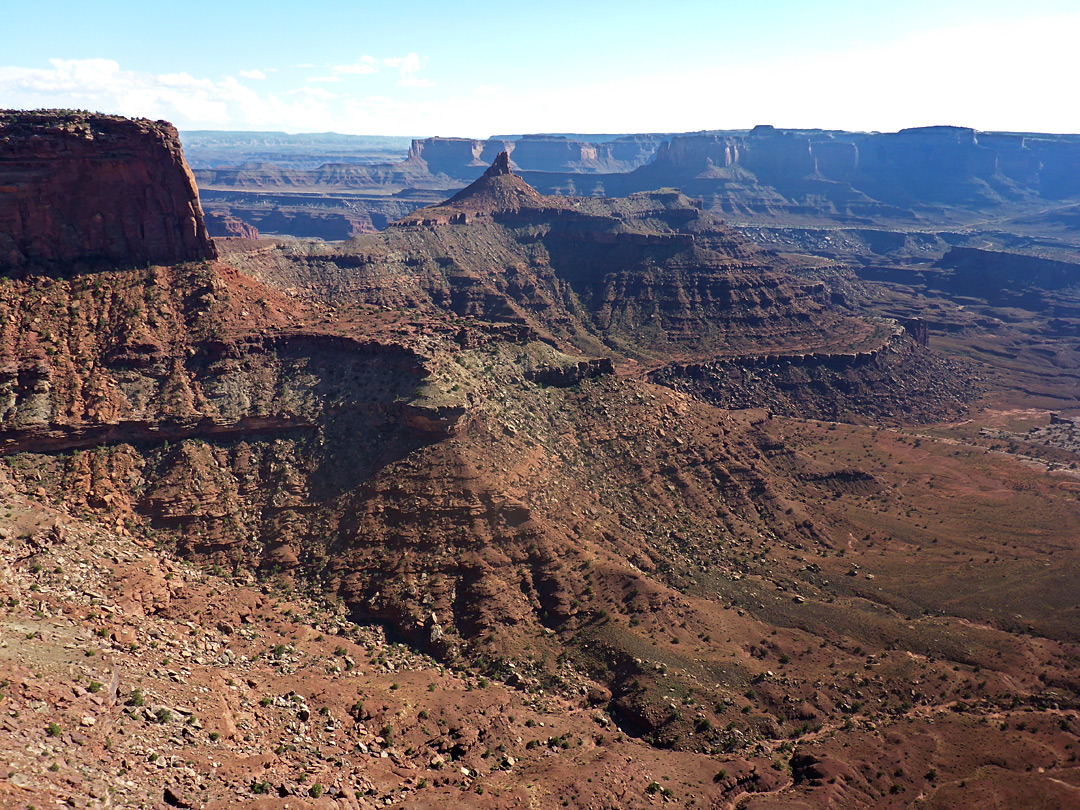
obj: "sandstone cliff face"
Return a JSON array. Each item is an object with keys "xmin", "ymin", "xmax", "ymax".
[
  {"xmin": 518, "ymin": 125, "xmax": 1080, "ymax": 226},
  {"xmin": 0, "ymin": 258, "xmax": 440, "ymax": 565},
  {"xmin": 407, "ymin": 137, "xmax": 510, "ymax": 179},
  {"xmin": 399, "ymin": 135, "xmax": 667, "ymax": 182},
  {"xmin": 0, "ymin": 111, "xmax": 216, "ymax": 270},
  {"xmin": 202, "ymin": 211, "xmax": 259, "ymax": 240},
  {"xmin": 508, "ymin": 135, "xmax": 661, "ymax": 174}
]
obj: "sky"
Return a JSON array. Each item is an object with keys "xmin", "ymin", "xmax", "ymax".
[{"xmin": 2, "ymin": 0, "xmax": 1078, "ymax": 137}]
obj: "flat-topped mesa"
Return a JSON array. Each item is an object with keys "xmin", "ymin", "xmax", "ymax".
[{"xmin": 0, "ymin": 110, "xmax": 216, "ymax": 271}]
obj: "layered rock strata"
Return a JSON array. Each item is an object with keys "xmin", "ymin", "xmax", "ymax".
[{"xmin": 0, "ymin": 110, "xmax": 216, "ymax": 269}]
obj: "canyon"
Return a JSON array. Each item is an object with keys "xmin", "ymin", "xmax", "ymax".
[
  {"xmin": 0, "ymin": 111, "xmax": 1077, "ymax": 810},
  {"xmin": 190, "ymin": 125, "xmax": 1080, "ymax": 241}
]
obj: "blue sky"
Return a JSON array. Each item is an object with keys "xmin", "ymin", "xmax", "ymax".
[{"xmin": 2, "ymin": 0, "xmax": 1078, "ymax": 135}]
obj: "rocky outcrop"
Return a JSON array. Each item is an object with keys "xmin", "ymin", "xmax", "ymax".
[
  {"xmin": 202, "ymin": 212, "xmax": 259, "ymax": 240},
  {"xmin": 940, "ymin": 247, "xmax": 1080, "ymax": 295},
  {"xmin": 651, "ymin": 332, "xmax": 978, "ymax": 423},
  {"xmin": 484, "ymin": 151, "xmax": 513, "ymax": 177},
  {"xmin": 0, "ymin": 111, "xmax": 216, "ymax": 269},
  {"xmin": 0, "ymin": 305, "xmax": 428, "ymax": 458},
  {"xmin": 904, "ymin": 317, "xmax": 930, "ymax": 347},
  {"xmin": 0, "ymin": 260, "xmax": 446, "ymax": 556},
  {"xmin": 396, "ymin": 152, "xmax": 557, "ymax": 224},
  {"xmin": 400, "ymin": 401, "xmax": 472, "ymax": 437},
  {"xmin": 523, "ymin": 357, "xmax": 614, "ymax": 387}
]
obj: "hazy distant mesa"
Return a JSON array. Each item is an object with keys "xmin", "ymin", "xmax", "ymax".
[{"xmin": 188, "ymin": 124, "xmax": 1080, "ymax": 240}]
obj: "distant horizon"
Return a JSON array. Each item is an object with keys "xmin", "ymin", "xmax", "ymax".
[
  {"xmin": 9, "ymin": 109, "xmax": 1080, "ymax": 140},
  {"xmin": 174, "ymin": 124, "xmax": 1080, "ymax": 138}
]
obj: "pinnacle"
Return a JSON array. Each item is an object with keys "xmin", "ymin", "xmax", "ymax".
[{"xmin": 483, "ymin": 151, "xmax": 513, "ymax": 177}]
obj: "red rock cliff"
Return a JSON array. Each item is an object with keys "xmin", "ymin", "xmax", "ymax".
[{"xmin": 0, "ymin": 110, "xmax": 216, "ymax": 269}]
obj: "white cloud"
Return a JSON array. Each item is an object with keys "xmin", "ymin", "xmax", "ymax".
[
  {"xmin": 307, "ymin": 75, "xmax": 344, "ymax": 83},
  {"xmin": 0, "ymin": 58, "xmax": 122, "ymax": 95},
  {"xmin": 333, "ymin": 56, "xmax": 377, "ymax": 75},
  {"xmin": 0, "ymin": 58, "xmax": 341, "ymax": 131},
  {"xmin": 0, "ymin": 57, "xmax": 453, "ymax": 134},
  {"xmin": 384, "ymin": 53, "xmax": 432, "ymax": 88},
  {"xmin": 328, "ymin": 53, "xmax": 432, "ymax": 87},
  {"xmin": 157, "ymin": 71, "xmax": 213, "ymax": 89},
  {"xmin": 289, "ymin": 86, "xmax": 338, "ymax": 101},
  {"xmin": 239, "ymin": 69, "xmax": 267, "ymax": 80}
]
